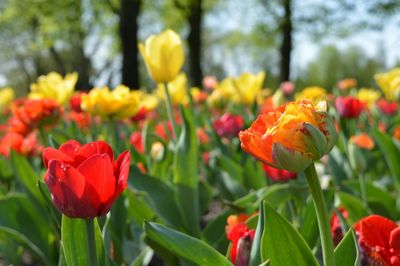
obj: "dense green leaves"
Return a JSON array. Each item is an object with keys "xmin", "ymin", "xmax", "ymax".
[
  {"xmin": 144, "ymin": 221, "xmax": 232, "ymax": 266},
  {"xmin": 0, "ymin": 194, "xmax": 51, "ymax": 265}
]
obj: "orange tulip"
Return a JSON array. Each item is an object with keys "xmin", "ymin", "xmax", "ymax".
[
  {"xmin": 350, "ymin": 133, "xmax": 374, "ymax": 150},
  {"xmin": 239, "ymin": 99, "xmax": 337, "ymax": 172}
]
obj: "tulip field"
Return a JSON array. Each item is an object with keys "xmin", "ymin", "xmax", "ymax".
[{"xmin": 1, "ymin": 29, "xmax": 400, "ymax": 266}]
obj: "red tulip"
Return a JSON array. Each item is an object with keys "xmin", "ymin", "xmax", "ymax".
[
  {"xmin": 129, "ymin": 131, "xmax": 144, "ymax": 153},
  {"xmin": 330, "ymin": 208, "xmax": 348, "ymax": 246},
  {"xmin": 213, "ymin": 113, "xmax": 244, "ymax": 138},
  {"xmin": 226, "ymin": 217, "xmax": 255, "ymax": 265},
  {"xmin": 262, "ymin": 163, "xmax": 297, "ymax": 182},
  {"xmin": 42, "ymin": 140, "xmax": 130, "ymax": 218},
  {"xmin": 354, "ymin": 215, "xmax": 400, "ymax": 266},
  {"xmin": 69, "ymin": 92, "xmax": 86, "ymax": 113},
  {"xmin": 335, "ymin": 96, "xmax": 364, "ymax": 118},
  {"xmin": 377, "ymin": 99, "xmax": 398, "ymax": 116}
]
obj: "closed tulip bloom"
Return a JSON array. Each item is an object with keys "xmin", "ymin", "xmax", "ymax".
[
  {"xmin": 139, "ymin": 29, "xmax": 184, "ymax": 83},
  {"xmin": 239, "ymin": 99, "xmax": 336, "ymax": 172},
  {"xmin": 296, "ymin": 86, "xmax": 327, "ymax": 102},
  {"xmin": 42, "ymin": 140, "xmax": 130, "ymax": 218},
  {"xmin": 335, "ymin": 96, "xmax": 364, "ymax": 119},
  {"xmin": 233, "ymin": 71, "xmax": 265, "ymax": 105}
]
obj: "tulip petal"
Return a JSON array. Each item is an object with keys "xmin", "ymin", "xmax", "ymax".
[
  {"xmin": 46, "ymin": 160, "xmax": 97, "ymax": 218},
  {"xmin": 42, "ymin": 147, "xmax": 74, "ymax": 168},
  {"xmin": 239, "ymin": 131, "xmax": 274, "ymax": 164},
  {"xmin": 74, "ymin": 141, "xmax": 114, "ymax": 166},
  {"xmin": 272, "ymin": 142, "xmax": 312, "ymax": 172},
  {"xmin": 114, "ymin": 150, "xmax": 130, "ymax": 190},
  {"xmin": 77, "ymin": 153, "xmax": 115, "ymax": 203},
  {"xmin": 354, "ymin": 215, "xmax": 398, "ymax": 252},
  {"xmin": 59, "ymin": 140, "xmax": 81, "ymax": 158}
]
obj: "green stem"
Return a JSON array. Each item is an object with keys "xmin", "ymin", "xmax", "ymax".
[
  {"xmin": 358, "ymin": 173, "xmax": 368, "ymax": 208},
  {"xmin": 164, "ymin": 82, "xmax": 178, "ymax": 142},
  {"xmin": 85, "ymin": 219, "xmax": 98, "ymax": 266},
  {"xmin": 304, "ymin": 163, "xmax": 335, "ymax": 266}
]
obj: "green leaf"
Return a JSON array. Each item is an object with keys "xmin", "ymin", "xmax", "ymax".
[
  {"xmin": 344, "ymin": 180, "xmax": 398, "ymax": 220},
  {"xmin": 10, "ymin": 151, "xmax": 45, "ymax": 208},
  {"xmin": 299, "ymin": 199, "xmax": 318, "ymax": 248},
  {"xmin": 173, "ymin": 107, "xmax": 200, "ymax": 236},
  {"xmin": 334, "ymin": 229, "xmax": 359, "ymax": 266},
  {"xmin": 249, "ymin": 202, "xmax": 264, "ymax": 266},
  {"xmin": 337, "ymin": 192, "xmax": 369, "ymax": 223},
  {"xmin": 61, "ymin": 216, "xmax": 106, "ymax": 266},
  {"xmin": 144, "ymin": 221, "xmax": 232, "ymax": 266},
  {"xmin": 261, "ymin": 203, "xmax": 318, "ymax": 266},
  {"xmin": 0, "ymin": 194, "xmax": 51, "ymax": 265},
  {"xmin": 243, "ymin": 157, "xmax": 266, "ymax": 190},
  {"xmin": 372, "ymin": 129, "xmax": 400, "ymax": 186},
  {"xmin": 129, "ymin": 169, "xmax": 183, "ymax": 229}
]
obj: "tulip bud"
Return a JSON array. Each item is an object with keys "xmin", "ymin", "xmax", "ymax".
[
  {"xmin": 139, "ymin": 29, "xmax": 185, "ymax": 83},
  {"xmin": 235, "ymin": 231, "xmax": 255, "ymax": 266},
  {"xmin": 150, "ymin": 141, "xmax": 165, "ymax": 161}
]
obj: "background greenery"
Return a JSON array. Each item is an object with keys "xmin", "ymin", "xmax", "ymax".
[{"xmin": 0, "ymin": 0, "xmax": 399, "ymax": 94}]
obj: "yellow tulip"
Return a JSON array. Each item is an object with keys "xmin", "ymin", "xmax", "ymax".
[
  {"xmin": 81, "ymin": 85, "xmax": 140, "ymax": 119},
  {"xmin": 207, "ymin": 72, "xmax": 265, "ymax": 105},
  {"xmin": 296, "ymin": 86, "xmax": 327, "ymax": 102},
  {"xmin": 233, "ymin": 71, "xmax": 266, "ymax": 104},
  {"xmin": 139, "ymin": 29, "xmax": 185, "ymax": 83},
  {"xmin": 357, "ymin": 88, "xmax": 380, "ymax": 108},
  {"xmin": 375, "ymin": 68, "xmax": 400, "ymax": 101},
  {"xmin": 29, "ymin": 72, "xmax": 78, "ymax": 104},
  {"xmin": 156, "ymin": 73, "xmax": 188, "ymax": 105},
  {"xmin": 0, "ymin": 87, "xmax": 15, "ymax": 109},
  {"xmin": 131, "ymin": 90, "xmax": 159, "ymax": 111}
]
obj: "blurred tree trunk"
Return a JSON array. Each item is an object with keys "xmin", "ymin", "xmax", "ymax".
[
  {"xmin": 187, "ymin": 0, "xmax": 203, "ymax": 87},
  {"xmin": 74, "ymin": 32, "xmax": 92, "ymax": 91},
  {"xmin": 119, "ymin": 0, "xmax": 141, "ymax": 89},
  {"xmin": 174, "ymin": 0, "xmax": 204, "ymax": 87},
  {"xmin": 280, "ymin": 0, "xmax": 292, "ymax": 82}
]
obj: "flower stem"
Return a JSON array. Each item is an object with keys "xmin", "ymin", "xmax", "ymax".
[
  {"xmin": 85, "ymin": 219, "xmax": 98, "ymax": 266},
  {"xmin": 304, "ymin": 163, "xmax": 335, "ymax": 266},
  {"xmin": 358, "ymin": 173, "xmax": 368, "ymax": 208},
  {"xmin": 164, "ymin": 82, "xmax": 178, "ymax": 141}
]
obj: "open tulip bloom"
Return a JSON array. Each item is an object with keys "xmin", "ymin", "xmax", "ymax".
[
  {"xmin": 42, "ymin": 140, "xmax": 130, "ymax": 219},
  {"xmin": 239, "ymin": 99, "xmax": 337, "ymax": 173},
  {"xmin": 240, "ymin": 98, "xmax": 338, "ymax": 266}
]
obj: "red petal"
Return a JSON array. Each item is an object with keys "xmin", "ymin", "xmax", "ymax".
[
  {"xmin": 77, "ymin": 153, "xmax": 115, "ymax": 203},
  {"xmin": 114, "ymin": 150, "xmax": 130, "ymax": 190},
  {"xmin": 59, "ymin": 140, "xmax": 81, "ymax": 158},
  {"xmin": 46, "ymin": 159, "xmax": 98, "ymax": 218},
  {"xmin": 42, "ymin": 147, "xmax": 74, "ymax": 168},
  {"xmin": 390, "ymin": 227, "xmax": 400, "ymax": 250},
  {"xmin": 354, "ymin": 215, "xmax": 398, "ymax": 251},
  {"xmin": 74, "ymin": 141, "xmax": 114, "ymax": 166}
]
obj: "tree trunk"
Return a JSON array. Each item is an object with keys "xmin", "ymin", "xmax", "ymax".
[
  {"xmin": 280, "ymin": 0, "xmax": 292, "ymax": 82},
  {"xmin": 119, "ymin": 0, "xmax": 141, "ymax": 89},
  {"xmin": 75, "ymin": 34, "xmax": 92, "ymax": 91},
  {"xmin": 187, "ymin": 0, "xmax": 203, "ymax": 87}
]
